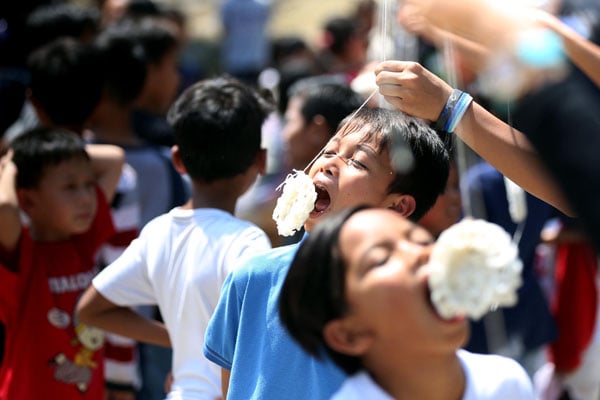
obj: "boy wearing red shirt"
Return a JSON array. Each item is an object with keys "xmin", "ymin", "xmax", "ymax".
[{"xmin": 0, "ymin": 127, "xmax": 122, "ymax": 399}]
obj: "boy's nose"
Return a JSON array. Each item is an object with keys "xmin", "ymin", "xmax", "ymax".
[
  {"xmin": 79, "ymin": 186, "xmax": 96, "ymax": 205},
  {"xmin": 400, "ymin": 241, "xmax": 433, "ymax": 268},
  {"xmin": 319, "ymin": 154, "xmax": 347, "ymax": 175}
]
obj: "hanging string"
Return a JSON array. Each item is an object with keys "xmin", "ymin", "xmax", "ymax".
[
  {"xmin": 302, "ymin": 0, "xmax": 390, "ymax": 174},
  {"xmin": 503, "ymin": 101, "xmax": 528, "ymax": 246},
  {"xmin": 442, "ymin": 37, "xmax": 475, "ymax": 220}
]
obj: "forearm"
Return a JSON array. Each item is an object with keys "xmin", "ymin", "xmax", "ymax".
[
  {"xmin": 221, "ymin": 368, "xmax": 230, "ymax": 400},
  {"xmin": 542, "ymin": 14, "xmax": 600, "ymax": 88},
  {"xmin": 0, "ymin": 156, "xmax": 21, "ymax": 254},
  {"xmin": 77, "ymin": 286, "xmax": 171, "ymax": 347},
  {"xmin": 455, "ymin": 102, "xmax": 572, "ymax": 215},
  {"xmin": 85, "ymin": 144, "xmax": 125, "ymax": 202},
  {"xmin": 374, "ymin": 60, "xmax": 573, "ymax": 215}
]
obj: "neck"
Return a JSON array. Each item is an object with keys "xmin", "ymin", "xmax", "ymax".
[
  {"xmin": 88, "ymin": 101, "xmax": 141, "ymax": 146},
  {"xmin": 364, "ymin": 350, "xmax": 465, "ymax": 400},
  {"xmin": 181, "ymin": 178, "xmax": 246, "ymax": 214},
  {"xmin": 29, "ymin": 225, "xmax": 70, "ymax": 242}
]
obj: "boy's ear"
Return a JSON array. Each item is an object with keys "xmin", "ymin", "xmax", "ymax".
[
  {"xmin": 29, "ymin": 94, "xmax": 51, "ymax": 126},
  {"xmin": 171, "ymin": 145, "xmax": 187, "ymax": 175},
  {"xmin": 255, "ymin": 148, "xmax": 267, "ymax": 176},
  {"xmin": 323, "ymin": 318, "xmax": 374, "ymax": 357},
  {"xmin": 17, "ymin": 188, "xmax": 35, "ymax": 214},
  {"xmin": 387, "ymin": 194, "xmax": 416, "ymax": 218},
  {"xmin": 307, "ymin": 115, "xmax": 331, "ymax": 145}
]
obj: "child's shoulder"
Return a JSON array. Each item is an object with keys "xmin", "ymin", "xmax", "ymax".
[
  {"xmin": 231, "ymin": 242, "xmax": 299, "ymax": 280},
  {"xmin": 458, "ymin": 350, "xmax": 534, "ymax": 399}
]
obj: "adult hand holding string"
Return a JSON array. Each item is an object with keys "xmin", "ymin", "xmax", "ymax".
[
  {"xmin": 374, "ymin": 59, "xmax": 573, "ymax": 217},
  {"xmin": 374, "ymin": 60, "xmax": 453, "ymax": 122}
]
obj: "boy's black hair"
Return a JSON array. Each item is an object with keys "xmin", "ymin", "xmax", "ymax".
[
  {"xmin": 130, "ymin": 16, "xmax": 179, "ymax": 65},
  {"xmin": 11, "ymin": 127, "xmax": 89, "ymax": 189},
  {"xmin": 94, "ymin": 20, "xmax": 148, "ymax": 106},
  {"xmin": 27, "ymin": 37, "xmax": 105, "ymax": 127},
  {"xmin": 167, "ymin": 75, "xmax": 275, "ymax": 182},
  {"xmin": 323, "ymin": 17, "xmax": 359, "ymax": 55},
  {"xmin": 279, "ymin": 205, "xmax": 372, "ymax": 375},
  {"xmin": 288, "ymin": 77, "xmax": 363, "ymax": 135},
  {"xmin": 26, "ymin": 3, "xmax": 100, "ymax": 54},
  {"xmin": 336, "ymin": 107, "xmax": 450, "ymax": 221}
]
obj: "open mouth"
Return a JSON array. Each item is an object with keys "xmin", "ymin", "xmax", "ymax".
[
  {"xmin": 422, "ymin": 268, "xmax": 466, "ymax": 324},
  {"xmin": 310, "ymin": 185, "xmax": 331, "ymax": 217}
]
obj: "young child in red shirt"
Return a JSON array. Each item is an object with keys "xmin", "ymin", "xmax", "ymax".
[{"xmin": 0, "ymin": 127, "xmax": 123, "ymax": 399}]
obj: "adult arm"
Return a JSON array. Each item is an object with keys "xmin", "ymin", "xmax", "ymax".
[
  {"xmin": 536, "ymin": 10, "xmax": 600, "ymax": 88},
  {"xmin": 374, "ymin": 60, "xmax": 573, "ymax": 216},
  {"xmin": 0, "ymin": 152, "xmax": 21, "ymax": 257},
  {"xmin": 76, "ymin": 285, "xmax": 171, "ymax": 347},
  {"xmin": 86, "ymin": 143, "xmax": 125, "ymax": 203}
]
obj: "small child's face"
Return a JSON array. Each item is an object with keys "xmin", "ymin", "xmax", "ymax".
[
  {"xmin": 282, "ymin": 96, "xmax": 312, "ymax": 171},
  {"xmin": 305, "ymin": 126, "xmax": 396, "ymax": 232},
  {"xmin": 22, "ymin": 157, "xmax": 97, "ymax": 241},
  {"xmin": 336, "ymin": 209, "xmax": 468, "ymax": 355}
]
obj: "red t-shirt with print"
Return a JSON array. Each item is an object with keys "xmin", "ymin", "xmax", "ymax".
[{"xmin": 0, "ymin": 187, "xmax": 114, "ymax": 400}]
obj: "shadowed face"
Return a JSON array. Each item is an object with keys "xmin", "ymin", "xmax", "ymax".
[{"xmin": 21, "ymin": 157, "xmax": 97, "ymax": 241}]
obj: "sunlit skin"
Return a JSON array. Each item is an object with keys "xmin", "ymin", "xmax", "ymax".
[
  {"xmin": 339, "ymin": 209, "xmax": 469, "ymax": 353},
  {"xmin": 330, "ymin": 208, "xmax": 469, "ymax": 399},
  {"xmin": 304, "ymin": 126, "xmax": 399, "ymax": 232},
  {"xmin": 20, "ymin": 156, "xmax": 97, "ymax": 242}
]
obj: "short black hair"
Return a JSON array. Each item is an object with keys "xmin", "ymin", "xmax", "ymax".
[
  {"xmin": 11, "ymin": 127, "xmax": 89, "ymax": 189},
  {"xmin": 167, "ymin": 75, "xmax": 275, "ymax": 182},
  {"xmin": 336, "ymin": 108, "xmax": 450, "ymax": 221},
  {"xmin": 26, "ymin": 3, "xmax": 100, "ymax": 54},
  {"xmin": 94, "ymin": 20, "xmax": 148, "ymax": 106},
  {"xmin": 279, "ymin": 205, "xmax": 372, "ymax": 375},
  {"xmin": 323, "ymin": 17, "xmax": 358, "ymax": 55},
  {"xmin": 130, "ymin": 16, "xmax": 179, "ymax": 65},
  {"xmin": 288, "ymin": 77, "xmax": 363, "ymax": 136},
  {"xmin": 28, "ymin": 37, "xmax": 104, "ymax": 127}
]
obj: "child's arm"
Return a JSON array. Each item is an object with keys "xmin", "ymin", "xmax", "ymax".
[
  {"xmin": 221, "ymin": 368, "xmax": 231, "ymax": 400},
  {"xmin": 85, "ymin": 144, "xmax": 125, "ymax": 203},
  {"xmin": 0, "ymin": 151, "xmax": 22, "ymax": 257},
  {"xmin": 375, "ymin": 60, "xmax": 573, "ymax": 216},
  {"xmin": 76, "ymin": 285, "xmax": 171, "ymax": 348}
]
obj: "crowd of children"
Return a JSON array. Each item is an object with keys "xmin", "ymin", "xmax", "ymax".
[{"xmin": 1, "ymin": 0, "xmax": 600, "ymax": 399}]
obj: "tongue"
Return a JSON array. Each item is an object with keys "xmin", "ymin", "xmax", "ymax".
[{"xmin": 314, "ymin": 198, "xmax": 330, "ymax": 212}]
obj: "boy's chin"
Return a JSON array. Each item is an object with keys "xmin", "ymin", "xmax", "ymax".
[{"xmin": 71, "ymin": 220, "xmax": 94, "ymax": 235}]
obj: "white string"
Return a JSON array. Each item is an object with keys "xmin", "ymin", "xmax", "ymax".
[
  {"xmin": 441, "ymin": 37, "xmax": 475, "ymax": 219},
  {"xmin": 302, "ymin": 0, "xmax": 390, "ymax": 174}
]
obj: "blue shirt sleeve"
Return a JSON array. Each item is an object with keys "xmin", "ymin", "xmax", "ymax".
[{"xmin": 204, "ymin": 269, "xmax": 243, "ymax": 370}]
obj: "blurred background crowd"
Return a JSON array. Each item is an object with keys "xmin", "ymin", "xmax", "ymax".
[{"xmin": 1, "ymin": 0, "xmax": 600, "ymax": 399}]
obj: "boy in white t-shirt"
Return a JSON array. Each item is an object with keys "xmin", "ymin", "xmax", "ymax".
[
  {"xmin": 76, "ymin": 76, "xmax": 275, "ymax": 399},
  {"xmin": 279, "ymin": 206, "xmax": 535, "ymax": 400}
]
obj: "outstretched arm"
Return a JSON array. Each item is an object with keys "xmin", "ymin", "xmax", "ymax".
[
  {"xmin": 0, "ymin": 152, "xmax": 21, "ymax": 258},
  {"xmin": 374, "ymin": 60, "xmax": 573, "ymax": 215},
  {"xmin": 76, "ymin": 285, "xmax": 171, "ymax": 348},
  {"xmin": 535, "ymin": 10, "xmax": 600, "ymax": 88},
  {"xmin": 86, "ymin": 143, "xmax": 125, "ymax": 203}
]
